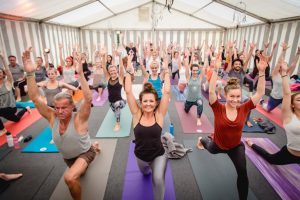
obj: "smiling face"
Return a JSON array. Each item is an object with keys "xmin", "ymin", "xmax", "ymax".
[
  {"xmin": 225, "ymin": 88, "xmax": 242, "ymax": 108},
  {"xmin": 191, "ymin": 65, "xmax": 199, "ymax": 78},
  {"xmin": 150, "ymin": 61, "xmax": 159, "ymax": 75},
  {"xmin": 47, "ymin": 69, "xmax": 57, "ymax": 81},
  {"xmin": 108, "ymin": 65, "xmax": 118, "ymax": 79},
  {"xmin": 8, "ymin": 56, "xmax": 16, "ymax": 66},
  {"xmin": 140, "ymin": 93, "xmax": 158, "ymax": 113},
  {"xmin": 233, "ymin": 60, "xmax": 242, "ymax": 71}
]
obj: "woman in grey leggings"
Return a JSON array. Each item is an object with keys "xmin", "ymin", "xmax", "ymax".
[{"xmin": 124, "ymin": 54, "xmax": 170, "ymax": 200}]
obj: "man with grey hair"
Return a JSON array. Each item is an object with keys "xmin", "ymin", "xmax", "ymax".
[{"xmin": 24, "ymin": 47, "xmax": 99, "ymax": 200}]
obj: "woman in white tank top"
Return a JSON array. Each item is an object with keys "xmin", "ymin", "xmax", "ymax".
[{"xmin": 246, "ymin": 60, "xmax": 300, "ymax": 164}]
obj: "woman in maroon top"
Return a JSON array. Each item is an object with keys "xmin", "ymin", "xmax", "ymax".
[{"xmin": 197, "ymin": 52, "xmax": 268, "ymax": 200}]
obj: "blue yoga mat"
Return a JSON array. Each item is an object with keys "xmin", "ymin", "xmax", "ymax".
[
  {"xmin": 21, "ymin": 127, "xmax": 58, "ymax": 153},
  {"xmin": 243, "ymin": 119, "xmax": 264, "ymax": 133},
  {"xmin": 16, "ymin": 101, "xmax": 36, "ymax": 108}
]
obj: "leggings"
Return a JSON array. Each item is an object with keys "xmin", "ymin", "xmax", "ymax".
[
  {"xmin": 264, "ymin": 96, "xmax": 282, "ymax": 112},
  {"xmin": 252, "ymin": 144, "xmax": 300, "ymax": 165},
  {"xmin": 201, "ymin": 137, "xmax": 248, "ymax": 200},
  {"xmin": 254, "ymin": 76, "xmax": 273, "ymax": 89},
  {"xmin": 136, "ymin": 155, "xmax": 168, "ymax": 200},
  {"xmin": 184, "ymin": 99, "xmax": 203, "ymax": 118},
  {"xmin": 172, "ymin": 70, "xmax": 179, "ymax": 80},
  {"xmin": 243, "ymin": 76, "xmax": 254, "ymax": 92},
  {"xmin": 0, "ymin": 107, "xmax": 27, "ymax": 130},
  {"xmin": 110, "ymin": 100, "xmax": 126, "ymax": 122}
]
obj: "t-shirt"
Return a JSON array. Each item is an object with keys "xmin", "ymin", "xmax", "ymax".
[
  {"xmin": 9, "ymin": 64, "xmax": 24, "ymax": 81},
  {"xmin": 227, "ymin": 69, "xmax": 246, "ymax": 87},
  {"xmin": 210, "ymin": 99, "xmax": 255, "ymax": 150},
  {"xmin": 125, "ymin": 46, "xmax": 137, "ymax": 62}
]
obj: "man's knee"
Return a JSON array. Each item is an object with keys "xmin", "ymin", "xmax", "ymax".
[{"xmin": 64, "ymin": 171, "xmax": 78, "ymax": 186}]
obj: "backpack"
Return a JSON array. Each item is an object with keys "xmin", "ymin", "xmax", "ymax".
[{"xmin": 257, "ymin": 119, "xmax": 276, "ymax": 134}]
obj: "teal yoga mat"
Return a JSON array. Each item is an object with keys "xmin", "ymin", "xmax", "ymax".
[
  {"xmin": 184, "ymin": 139, "xmax": 257, "ymax": 200},
  {"xmin": 21, "ymin": 127, "xmax": 58, "ymax": 153},
  {"xmin": 96, "ymin": 104, "xmax": 132, "ymax": 138}
]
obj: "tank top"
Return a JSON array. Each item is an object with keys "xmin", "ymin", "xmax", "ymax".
[
  {"xmin": 0, "ymin": 83, "xmax": 16, "ymax": 108},
  {"xmin": 178, "ymin": 68, "xmax": 187, "ymax": 84},
  {"xmin": 148, "ymin": 75, "xmax": 162, "ymax": 99},
  {"xmin": 186, "ymin": 76, "xmax": 202, "ymax": 102},
  {"xmin": 284, "ymin": 114, "xmax": 300, "ymax": 151},
  {"xmin": 43, "ymin": 82, "xmax": 62, "ymax": 107},
  {"xmin": 270, "ymin": 74, "xmax": 283, "ymax": 99},
  {"xmin": 134, "ymin": 114, "xmax": 165, "ymax": 162},
  {"xmin": 171, "ymin": 58, "xmax": 179, "ymax": 73},
  {"xmin": 63, "ymin": 67, "xmax": 76, "ymax": 83},
  {"xmin": 107, "ymin": 78, "xmax": 122, "ymax": 103},
  {"xmin": 52, "ymin": 113, "xmax": 91, "ymax": 159}
]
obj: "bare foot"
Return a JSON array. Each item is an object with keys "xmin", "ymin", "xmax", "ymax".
[
  {"xmin": 16, "ymin": 98, "xmax": 21, "ymax": 102},
  {"xmin": 245, "ymin": 138, "xmax": 254, "ymax": 147},
  {"xmin": 197, "ymin": 118, "xmax": 202, "ymax": 126},
  {"xmin": 26, "ymin": 106, "xmax": 32, "ymax": 114},
  {"xmin": 197, "ymin": 137, "xmax": 204, "ymax": 150},
  {"xmin": 1, "ymin": 173, "xmax": 23, "ymax": 181},
  {"xmin": 92, "ymin": 141, "xmax": 101, "ymax": 154},
  {"xmin": 50, "ymin": 139, "xmax": 54, "ymax": 144},
  {"xmin": 246, "ymin": 121, "xmax": 253, "ymax": 127},
  {"xmin": 113, "ymin": 123, "xmax": 120, "ymax": 132}
]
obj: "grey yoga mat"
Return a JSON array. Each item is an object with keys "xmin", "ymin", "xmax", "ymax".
[
  {"xmin": 50, "ymin": 139, "xmax": 117, "ymax": 200},
  {"xmin": 183, "ymin": 140, "xmax": 257, "ymax": 200}
]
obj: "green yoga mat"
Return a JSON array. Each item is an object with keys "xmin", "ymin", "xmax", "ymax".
[
  {"xmin": 184, "ymin": 140, "xmax": 257, "ymax": 200},
  {"xmin": 96, "ymin": 105, "xmax": 132, "ymax": 138}
]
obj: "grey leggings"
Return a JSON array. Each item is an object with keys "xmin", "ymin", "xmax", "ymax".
[
  {"xmin": 110, "ymin": 99, "xmax": 126, "ymax": 122},
  {"xmin": 136, "ymin": 155, "xmax": 168, "ymax": 200}
]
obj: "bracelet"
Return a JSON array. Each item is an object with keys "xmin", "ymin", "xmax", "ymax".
[
  {"xmin": 259, "ymin": 74, "xmax": 265, "ymax": 78},
  {"xmin": 26, "ymin": 72, "xmax": 35, "ymax": 77},
  {"xmin": 126, "ymin": 71, "xmax": 134, "ymax": 76},
  {"xmin": 281, "ymin": 75, "xmax": 288, "ymax": 78}
]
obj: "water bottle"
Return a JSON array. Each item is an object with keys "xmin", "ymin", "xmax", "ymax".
[
  {"xmin": 13, "ymin": 137, "xmax": 20, "ymax": 150},
  {"xmin": 6, "ymin": 132, "xmax": 14, "ymax": 147},
  {"xmin": 169, "ymin": 123, "xmax": 174, "ymax": 136}
]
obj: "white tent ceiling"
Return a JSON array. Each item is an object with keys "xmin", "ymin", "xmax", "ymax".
[{"xmin": 0, "ymin": 0, "xmax": 300, "ymax": 30}]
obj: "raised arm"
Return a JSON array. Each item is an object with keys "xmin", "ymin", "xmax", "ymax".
[
  {"xmin": 43, "ymin": 50, "xmax": 50, "ymax": 70},
  {"xmin": 251, "ymin": 54, "xmax": 267, "ymax": 105},
  {"xmin": 24, "ymin": 48, "xmax": 54, "ymax": 123},
  {"xmin": 268, "ymin": 42, "xmax": 278, "ymax": 62},
  {"xmin": 74, "ymin": 53, "xmax": 92, "ymax": 123},
  {"xmin": 243, "ymin": 42, "xmax": 255, "ymax": 71},
  {"xmin": 272, "ymin": 42, "xmax": 288, "ymax": 77},
  {"xmin": 0, "ymin": 52, "xmax": 13, "ymax": 85},
  {"xmin": 209, "ymin": 56, "xmax": 221, "ymax": 104},
  {"xmin": 280, "ymin": 62, "xmax": 293, "ymax": 123},
  {"xmin": 139, "ymin": 56, "xmax": 149, "ymax": 79},
  {"xmin": 157, "ymin": 55, "xmax": 170, "ymax": 116},
  {"xmin": 225, "ymin": 42, "xmax": 234, "ymax": 73},
  {"xmin": 288, "ymin": 46, "xmax": 300, "ymax": 76},
  {"xmin": 100, "ymin": 47, "xmax": 110, "ymax": 80},
  {"xmin": 59, "ymin": 43, "xmax": 65, "ymax": 67}
]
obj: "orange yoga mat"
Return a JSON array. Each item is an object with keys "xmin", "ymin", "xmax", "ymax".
[
  {"xmin": 72, "ymin": 90, "xmax": 84, "ymax": 103},
  {"xmin": 256, "ymin": 104, "xmax": 283, "ymax": 128},
  {"xmin": 0, "ymin": 109, "xmax": 42, "ymax": 146}
]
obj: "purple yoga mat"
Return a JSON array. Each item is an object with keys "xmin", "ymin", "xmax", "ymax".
[
  {"xmin": 170, "ymin": 77, "xmax": 179, "ymax": 85},
  {"xmin": 175, "ymin": 102, "xmax": 214, "ymax": 134},
  {"xmin": 122, "ymin": 143, "xmax": 176, "ymax": 200},
  {"xmin": 244, "ymin": 138, "xmax": 300, "ymax": 200},
  {"xmin": 201, "ymin": 88, "xmax": 226, "ymax": 102},
  {"xmin": 92, "ymin": 89, "xmax": 108, "ymax": 106}
]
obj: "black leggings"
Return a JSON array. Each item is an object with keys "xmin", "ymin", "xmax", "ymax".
[
  {"xmin": 201, "ymin": 137, "xmax": 248, "ymax": 200},
  {"xmin": 172, "ymin": 70, "xmax": 179, "ymax": 80},
  {"xmin": 254, "ymin": 76, "xmax": 273, "ymax": 89},
  {"xmin": 243, "ymin": 76, "xmax": 254, "ymax": 92},
  {"xmin": 0, "ymin": 107, "xmax": 27, "ymax": 130},
  {"xmin": 252, "ymin": 144, "xmax": 300, "ymax": 165}
]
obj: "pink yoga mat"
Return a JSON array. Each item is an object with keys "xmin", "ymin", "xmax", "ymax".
[
  {"xmin": 0, "ymin": 109, "xmax": 41, "ymax": 146},
  {"xmin": 92, "ymin": 89, "xmax": 108, "ymax": 107},
  {"xmin": 175, "ymin": 102, "xmax": 214, "ymax": 134},
  {"xmin": 256, "ymin": 104, "xmax": 283, "ymax": 128},
  {"xmin": 244, "ymin": 138, "xmax": 300, "ymax": 200}
]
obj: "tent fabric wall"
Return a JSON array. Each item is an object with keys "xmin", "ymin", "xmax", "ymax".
[{"xmin": 225, "ymin": 20, "xmax": 300, "ymax": 74}]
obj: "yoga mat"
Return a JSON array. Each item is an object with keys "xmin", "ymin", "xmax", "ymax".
[
  {"xmin": 0, "ymin": 179, "xmax": 9, "ymax": 194},
  {"xmin": 16, "ymin": 101, "xmax": 35, "ymax": 108},
  {"xmin": 122, "ymin": 142, "xmax": 176, "ymax": 200},
  {"xmin": 21, "ymin": 127, "xmax": 58, "ymax": 153},
  {"xmin": 244, "ymin": 138, "xmax": 300, "ymax": 200},
  {"xmin": 50, "ymin": 139, "xmax": 117, "ymax": 200},
  {"xmin": 175, "ymin": 102, "xmax": 214, "ymax": 134},
  {"xmin": 72, "ymin": 90, "xmax": 83, "ymax": 103},
  {"xmin": 0, "ymin": 164, "xmax": 54, "ymax": 200},
  {"xmin": 121, "ymin": 84, "xmax": 143, "ymax": 100},
  {"xmin": 162, "ymin": 112, "xmax": 171, "ymax": 135},
  {"xmin": 184, "ymin": 140, "xmax": 256, "ymax": 200},
  {"xmin": 96, "ymin": 104, "xmax": 132, "ymax": 138},
  {"xmin": 242, "ymin": 119, "xmax": 264, "ymax": 133},
  {"xmin": 0, "ymin": 146, "xmax": 12, "ymax": 161},
  {"xmin": 170, "ymin": 77, "xmax": 178, "ymax": 85},
  {"xmin": 201, "ymin": 88, "xmax": 226, "ymax": 102},
  {"xmin": 171, "ymin": 85, "xmax": 186, "ymax": 102},
  {"xmin": 0, "ymin": 109, "xmax": 41, "ymax": 147},
  {"xmin": 255, "ymin": 104, "xmax": 283, "ymax": 128},
  {"xmin": 92, "ymin": 89, "xmax": 108, "ymax": 107}
]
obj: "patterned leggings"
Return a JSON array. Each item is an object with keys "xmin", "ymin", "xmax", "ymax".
[{"xmin": 110, "ymin": 99, "xmax": 126, "ymax": 122}]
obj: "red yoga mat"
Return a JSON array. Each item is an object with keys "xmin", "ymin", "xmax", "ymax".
[
  {"xmin": 175, "ymin": 102, "xmax": 214, "ymax": 134},
  {"xmin": 0, "ymin": 109, "xmax": 41, "ymax": 146},
  {"xmin": 256, "ymin": 104, "xmax": 283, "ymax": 128}
]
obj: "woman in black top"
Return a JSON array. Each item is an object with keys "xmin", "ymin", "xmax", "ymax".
[
  {"xmin": 101, "ymin": 47, "xmax": 126, "ymax": 131},
  {"xmin": 125, "ymin": 54, "xmax": 170, "ymax": 200}
]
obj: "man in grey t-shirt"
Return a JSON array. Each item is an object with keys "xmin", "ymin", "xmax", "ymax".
[{"xmin": 8, "ymin": 55, "xmax": 25, "ymax": 101}]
